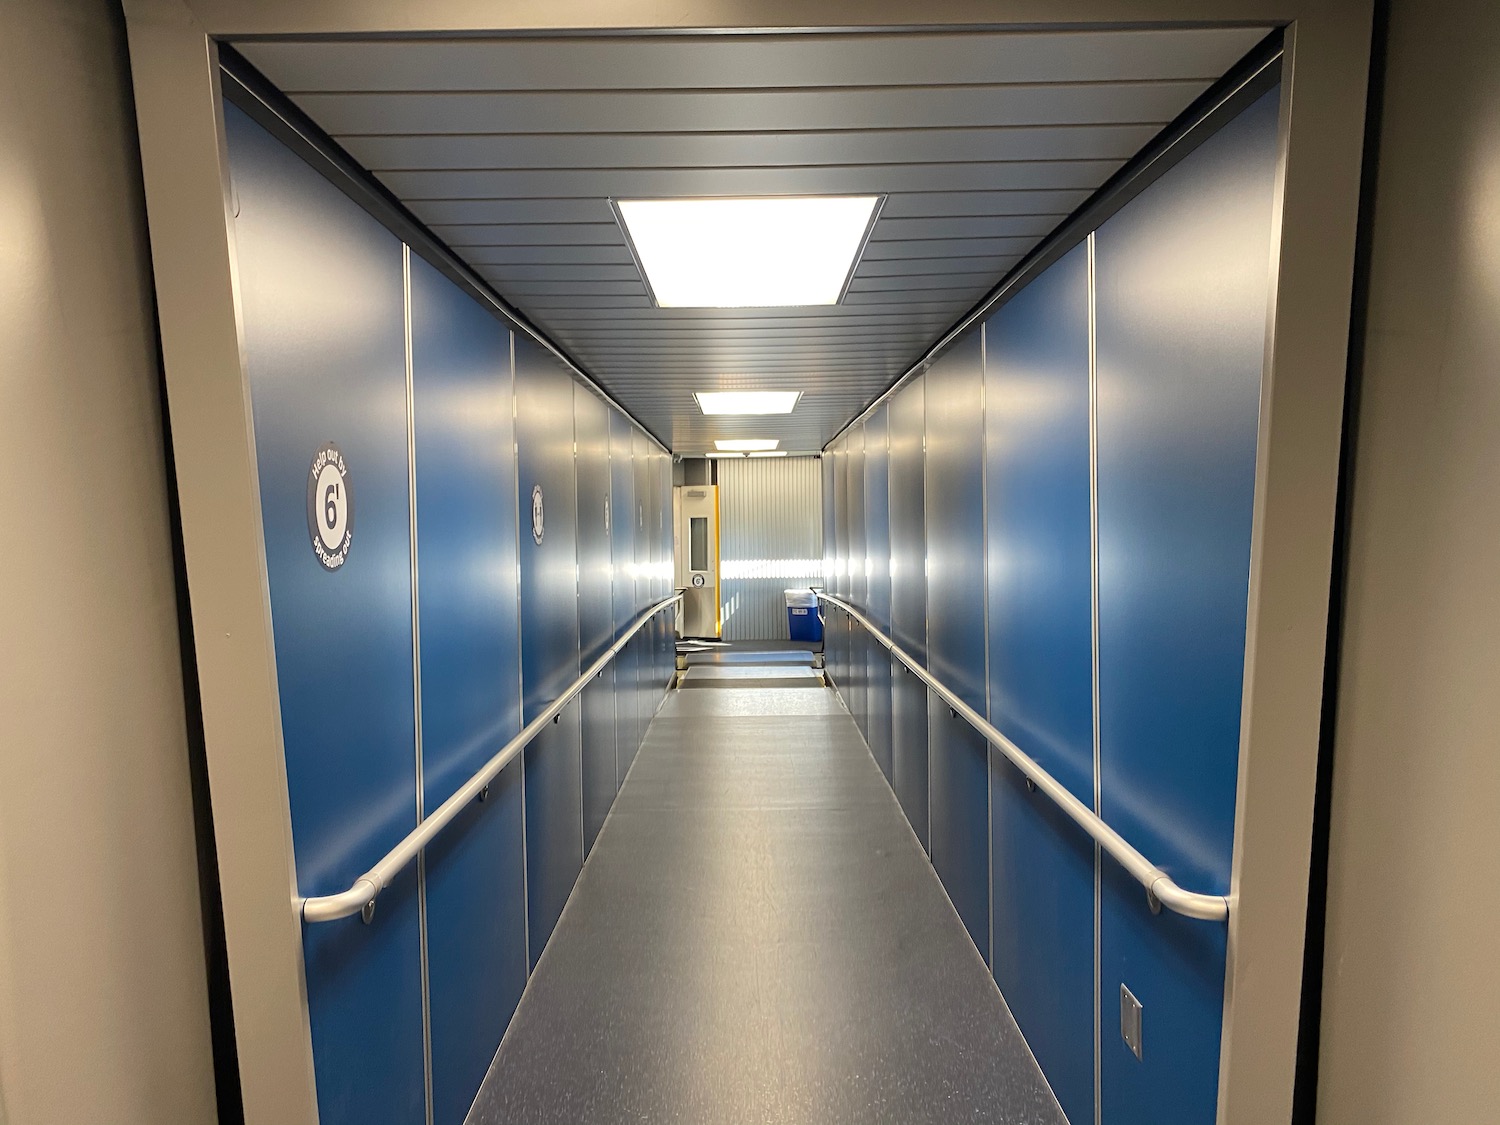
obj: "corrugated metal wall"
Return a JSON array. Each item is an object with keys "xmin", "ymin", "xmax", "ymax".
[{"xmin": 716, "ymin": 455, "xmax": 824, "ymax": 640}]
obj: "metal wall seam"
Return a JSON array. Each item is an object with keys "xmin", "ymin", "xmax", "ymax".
[
  {"xmin": 981, "ymin": 320, "xmax": 995, "ymax": 975},
  {"xmin": 1086, "ymin": 231, "xmax": 1103, "ymax": 1125},
  {"xmin": 608, "ymin": 427, "xmax": 619, "ymax": 791},
  {"xmin": 510, "ymin": 329, "xmax": 531, "ymax": 977},
  {"xmin": 715, "ymin": 455, "xmax": 824, "ymax": 641},
  {"xmin": 576, "ymin": 394, "xmax": 585, "ymax": 867},
  {"xmin": 716, "ymin": 474, "xmax": 724, "ymax": 637},
  {"xmin": 402, "ymin": 244, "xmax": 436, "ymax": 1125},
  {"xmin": 925, "ymin": 375, "xmax": 934, "ymax": 865},
  {"xmin": 574, "ymin": 383, "xmax": 585, "ymax": 872}
]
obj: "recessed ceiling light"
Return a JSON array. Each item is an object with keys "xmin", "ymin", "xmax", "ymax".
[
  {"xmin": 706, "ymin": 452, "xmax": 744, "ymax": 458},
  {"xmin": 694, "ymin": 391, "xmax": 802, "ymax": 415},
  {"xmin": 615, "ymin": 196, "xmax": 881, "ymax": 308},
  {"xmin": 748, "ymin": 451, "xmax": 789, "ymax": 458},
  {"xmin": 715, "ymin": 439, "xmax": 780, "ymax": 452}
]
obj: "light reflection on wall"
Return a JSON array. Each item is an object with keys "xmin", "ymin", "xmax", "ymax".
[
  {"xmin": 720, "ymin": 558, "xmax": 827, "ymax": 580},
  {"xmin": 718, "ymin": 559, "xmax": 825, "ymax": 634}
]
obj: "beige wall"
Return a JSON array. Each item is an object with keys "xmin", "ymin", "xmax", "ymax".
[
  {"xmin": 0, "ymin": 1, "xmax": 220, "ymax": 1123},
  {"xmin": 1318, "ymin": 1, "xmax": 1500, "ymax": 1121}
]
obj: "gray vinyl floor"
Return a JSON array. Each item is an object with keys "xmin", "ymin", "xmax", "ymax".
[{"xmin": 468, "ymin": 663, "xmax": 1065, "ymax": 1125}]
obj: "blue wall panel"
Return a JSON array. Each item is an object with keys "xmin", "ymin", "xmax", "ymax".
[
  {"xmin": 408, "ymin": 254, "xmax": 528, "ymax": 1125},
  {"xmin": 863, "ymin": 406, "xmax": 893, "ymax": 782},
  {"xmin": 515, "ymin": 336, "xmax": 584, "ymax": 965},
  {"xmin": 887, "ymin": 376, "xmax": 930, "ymax": 848},
  {"xmin": 983, "ymin": 242, "xmax": 1095, "ymax": 1125},
  {"xmin": 1094, "ymin": 88, "xmax": 1279, "ymax": 1125},
  {"xmin": 817, "ymin": 82, "xmax": 1279, "ymax": 1124},
  {"xmin": 575, "ymin": 387, "xmax": 617, "ymax": 853},
  {"xmin": 232, "ymin": 99, "xmax": 678, "ymax": 1123},
  {"xmin": 227, "ymin": 104, "xmax": 426, "ymax": 1125},
  {"xmin": 923, "ymin": 331, "xmax": 991, "ymax": 953},
  {"xmin": 609, "ymin": 412, "xmax": 641, "ymax": 781}
]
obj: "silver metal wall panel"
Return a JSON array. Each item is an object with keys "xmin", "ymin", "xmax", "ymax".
[
  {"xmin": 864, "ymin": 405, "xmax": 894, "ymax": 782},
  {"xmin": 631, "ymin": 429, "xmax": 653, "ymax": 739},
  {"xmin": 647, "ymin": 446, "xmax": 669, "ymax": 701},
  {"xmin": 831, "ymin": 435, "xmax": 851, "ymax": 688},
  {"xmin": 822, "ymin": 448, "xmax": 836, "ymax": 593},
  {"xmin": 715, "ymin": 455, "xmax": 824, "ymax": 641},
  {"xmin": 847, "ymin": 428, "xmax": 868, "ymax": 734},
  {"xmin": 654, "ymin": 447, "xmax": 673, "ymax": 690}
]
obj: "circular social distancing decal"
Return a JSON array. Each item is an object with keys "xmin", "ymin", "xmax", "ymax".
[
  {"xmin": 531, "ymin": 484, "xmax": 545, "ymax": 544},
  {"xmin": 307, "ymin": 442, "xmax": 353, "ymax": 570}
]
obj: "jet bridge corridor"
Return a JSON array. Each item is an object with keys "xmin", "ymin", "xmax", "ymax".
[
  {"xmin": 471, "ymin": 658, "xmax": 1063, "ymax": 1125},
  {"xmin": 113, "ymin": 8, "xmax": 1375, "ymax": 1125}
]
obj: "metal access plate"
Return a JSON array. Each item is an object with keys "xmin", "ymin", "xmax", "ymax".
[{"xmin": 1121, "ymin": 983, "xmax": 1144, "ymax": 1060}]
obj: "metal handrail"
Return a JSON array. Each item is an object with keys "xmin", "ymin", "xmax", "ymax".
[
  {"xmin": 302, "ymin": 591, "xmax": 684, "ymax": 924},
  {"xmin": 817, "ymin": 592, "xmax": 1229, "ymax": 923}
]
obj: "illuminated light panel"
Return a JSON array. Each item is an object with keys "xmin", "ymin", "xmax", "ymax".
[
  {"xmin": 706, "ymin": 452, "xmax": 744, "ymax": 458},
  {"xmin": 694, "ymin": 391, "xmax": 802, "ymax": 415},
  {"xmin": 715, "ymin": 439, "xmax": 779, "ymax": 452},
  {"xmin": 748, "ymin": 451, "xmax": 789, "ymax": 458},
  {"xmin": 615, "ymin": 196, "xmax": 881, "ymax": 307}
]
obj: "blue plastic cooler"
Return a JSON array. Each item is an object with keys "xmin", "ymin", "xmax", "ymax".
[{"xmin": 785, "ymin": 588, "xmax": 823, "ymax": 643}]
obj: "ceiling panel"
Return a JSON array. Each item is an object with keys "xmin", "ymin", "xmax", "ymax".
[
  {"xmin": 861, "ymin": 239, "xmax": 1034, "ymax": 259},
  {"xmin": 475, "ymin": 263, "xmax": 646, "ymax": 281},
  {"xmin": 235, "ymin": 29, "xmax": 1265, "ymax": 92},
  {"xmin": 288, "ymin": 82, "xmax": 1220, "ymax": 136},
  {"xmin": 433, "ymin": 223, "xmax": 621, "ymax": 246},
  {"xmin": 846, "ymin": 275, "xmax": 1005, "ymax": 292},
  {"xmin": 375, "ymin": 161, "xmax": 1118, "ymax": 200},
  {"xmin": 343, "ymin": 125, "xmax": 1165, "ymax": 172},
  {"xmin": 864, "ymin": 215, "xmax": 1066, "ymax": 240},
  {"xmin": 405, "ymin": 189, "xmax": 1087, "ymax": 226},
  {"xmin": 237, "ymin": 26, "xmax": 1268, "ymax": 452}
]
